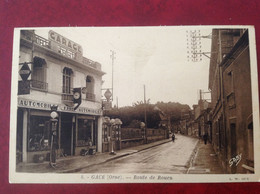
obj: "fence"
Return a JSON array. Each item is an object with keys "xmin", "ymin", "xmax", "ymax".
[{"xmin": 120, "ymin": 128, "xmax": 166, "ymax": 149}]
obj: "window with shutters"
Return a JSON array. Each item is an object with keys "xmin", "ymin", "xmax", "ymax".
[{"xmin": 31, "ymin": 56, "xmax": 48, "ymax": 91}]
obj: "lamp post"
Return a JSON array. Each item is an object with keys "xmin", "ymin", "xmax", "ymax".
[
  {"xmin": 140, "ymin": 122, "xmax": 146, "ymax": 143},
  {"xmin": 49, "ymin": 105, "xmax": 58, "ymax": 168}
]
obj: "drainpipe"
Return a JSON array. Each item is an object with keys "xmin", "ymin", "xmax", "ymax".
[{"xmin": 218, "ymin": 30, "xmax": 228, "ymax": 172}]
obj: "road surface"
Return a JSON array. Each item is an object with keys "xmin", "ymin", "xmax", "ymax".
[{"xmin": 79, "ymin": 134, "xmax": 198, "ymax": 174}]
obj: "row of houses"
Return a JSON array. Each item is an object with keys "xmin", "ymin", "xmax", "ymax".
[
  {"xmin": 208, "ymin": 29, "xmax": 253, "ymax": 174},
  {"xmin": 181, "ymin": 29, "xmax": 254, "ymax": 174}
]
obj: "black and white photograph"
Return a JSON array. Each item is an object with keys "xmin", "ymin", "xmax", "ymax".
[{"xmin": 9, "ymin": 26, "xmax": 260, "ymax": 183}]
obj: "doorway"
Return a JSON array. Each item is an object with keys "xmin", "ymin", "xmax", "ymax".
[{"xmin": 61, "ymin": 113, "xmax": 75, "ymax": 156}]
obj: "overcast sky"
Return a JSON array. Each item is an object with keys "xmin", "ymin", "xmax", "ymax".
[{"xmin": 35, "ymin": 26, "xmax": 212, "ymax": 108}]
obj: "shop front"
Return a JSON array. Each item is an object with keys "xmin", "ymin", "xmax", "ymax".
[{"xmin": 16, "ymin": 98, "xmax": 102, "ymax": 163}]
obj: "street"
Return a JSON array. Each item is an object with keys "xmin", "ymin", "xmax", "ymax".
[{"xmin": 79, "ymin": 134, "xmax": 198, "ymax": 174}]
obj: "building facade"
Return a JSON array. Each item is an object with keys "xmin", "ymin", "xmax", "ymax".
[
  {"xmin": 17, "ymin": 30, "xmax": 105, "ymax": 163},
  {"xmin": 194, "ymin": 99, "xmax": 212, "ymax": 140},
  {"xmin": 208, "ymin": 29, "xmax": 253, "ymax": 173}
]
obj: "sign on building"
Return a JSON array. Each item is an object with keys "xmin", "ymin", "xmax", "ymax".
[
  {"xmin": 19, "ymin": 62, "xmax": 31, "ymax": 81},
  {"xmin": 18, "ymin": 62, "xmax": 32, "ymax": 95}
]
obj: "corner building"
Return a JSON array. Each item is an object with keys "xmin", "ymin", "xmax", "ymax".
[{"xmin": 17, "ymin": 30, "xmax": 105, "ymax": 163}]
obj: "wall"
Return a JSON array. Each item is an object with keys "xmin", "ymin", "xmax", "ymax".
[{"xmin": 223, "ymin": 46, "xmax": 252, "ymax": 173}]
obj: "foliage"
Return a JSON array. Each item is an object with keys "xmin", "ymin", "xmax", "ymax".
[{"xmin": 105, "ymin": 101, "xmax": 190, "ymax": 128}]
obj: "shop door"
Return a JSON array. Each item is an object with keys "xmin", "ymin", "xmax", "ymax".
[{"xmin": 61, "ymin": 113, "xmax": 75, "ymax": 156}]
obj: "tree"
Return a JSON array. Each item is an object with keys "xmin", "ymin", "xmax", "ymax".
[{"xmin": 105, "ymin": 101, "xmax": 190, "ymax": 128}]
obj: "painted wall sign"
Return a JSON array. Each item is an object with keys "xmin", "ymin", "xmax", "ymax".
[
  {"xmin": 18, "ymin": 98, "xmax": 102, "ymax": 115},
  {"xmin": 48, "ymin": 30, "xmax": 82, "ymax": 54}
]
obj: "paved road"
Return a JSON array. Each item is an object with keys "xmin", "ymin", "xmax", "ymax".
[{"xmin": 79, "ymin": 134, "xmax": 198, "ymax": 174}]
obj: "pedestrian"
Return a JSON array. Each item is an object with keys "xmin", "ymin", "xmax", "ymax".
[
  {"xmin": 172, "ymin": 133, "xmax": 175, "ymax": 142},
  {"xmin": 203, "ymin": 133, "xmax": 208, "ymax": 145}
]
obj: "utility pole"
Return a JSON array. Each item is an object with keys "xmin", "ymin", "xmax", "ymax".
[
  {"xmin": 102, "ymin": 50, "xmax": 115, "ymax": 110},
  {"xmin": 110, "ymin": 50, "xmax": 116, "ymax": 102},
  {"xmin": 144, "ymin": 85, "xmax": 147, "ymax": 143},
  {"xmin": 144, "ymin": 85, "xmax": 147, "ymax": 125}
]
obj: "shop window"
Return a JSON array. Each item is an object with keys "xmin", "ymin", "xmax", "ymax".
[
  {"xmin": 62, "ymin": 67, "xmax": 73, "ymax": 94},
  {"xmin": 77, "ymin": 119, "xmax": 93, "ymax": 146},
  {"xmin": 29, "ymin": 116, "xmax": 50, "ymax": 151},
  {"xmin": 31, "ymin": 56, "xmax": 47, "ymax": 91}
]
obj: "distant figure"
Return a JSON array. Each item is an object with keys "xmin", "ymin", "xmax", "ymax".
[
  {"xmin": 172, "ymin": 134, "xmax": 175, "ymax": 142},
  {"xmin": 203, "ymin": 133, "xmax": 208, "ymax": 145}
]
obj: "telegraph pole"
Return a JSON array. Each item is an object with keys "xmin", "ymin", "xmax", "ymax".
[
  {"xmin": 144, "ymin": 85, "xmax": 147, "ymax": 143},
  {"xmin": 110, "ymin": 50, "xmax": 116, "ymax": 101}
]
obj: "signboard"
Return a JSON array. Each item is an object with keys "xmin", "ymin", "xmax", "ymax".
[
  {"xmin": 18, "ymin": 98, "xmax": 102, "ymax": 115},
  {"xmin": 19, "ymin": 62, "xmax": 31, "ymax": 81},
  {"xmin": 48, "ymin": 30, "xmax": 83, "ymax": 54}
]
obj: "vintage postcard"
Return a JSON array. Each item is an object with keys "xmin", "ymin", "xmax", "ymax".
[{"xmin": 9, "ymin": 26, "xmax": 260, "ymax": 183}]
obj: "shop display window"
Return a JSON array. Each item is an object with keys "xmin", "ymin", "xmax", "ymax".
[
  {"xmin": 77, "ymin": 119, "xmax": 93, "ymax": 146},
  {"xmin": 29, "ymin": 116, "xmax": 51, "ymax": 151}
]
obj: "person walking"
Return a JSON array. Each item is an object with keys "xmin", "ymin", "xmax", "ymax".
[
  {"xmin": 203, "ymin": 133, "xmax": 208, "ymax": 145},
  {"xmin": 172, "ymin": 133, "xmax": 175, "ymax": 142}
]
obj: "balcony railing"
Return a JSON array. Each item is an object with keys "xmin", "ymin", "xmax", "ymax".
[
  {"xmin": 62, "ymin": 93, "xmax": 73, "ymax": 101},
  {"xmin": 34, "ymin": 35, "xmax": 51, "ymax": 49},
  {"xmin": 21, "ymin": 31, "xmax": 51, "ymax": 49},
  {"xmin": 30, "ymin": 80, "xmax": 48, "ymax": 91},
  {"xmin": 86, "ymin": 92, "xmax": 96, "ymax": 102},
  {"xmin": 62, "ymin": 86, "xmax": 72, "ymax": 94},
  {"xmin": 82, "ymin": 57, "xmax": 101, "ymax": 70}
]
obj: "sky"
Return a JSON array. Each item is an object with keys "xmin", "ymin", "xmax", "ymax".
[{"xmin": 35, "ymin": 26, "xmax": 212, "ymax": 108}]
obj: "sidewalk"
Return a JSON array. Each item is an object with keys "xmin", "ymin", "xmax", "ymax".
[
  {"xmin": 16, "ymin": 138, "xmax": 172, "ymax": 173},
  {"xmin": 187, "ymin": 139, "xmax": 224, "ymax": 174}
]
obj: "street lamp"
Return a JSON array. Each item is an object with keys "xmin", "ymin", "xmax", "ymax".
[{"xmin": 49, "ymin": 105, "xmax": 58, "ymax": 168}]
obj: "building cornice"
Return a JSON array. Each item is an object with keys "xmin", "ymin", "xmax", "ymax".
[
  {"xmin": 20, "ymin": 38, "xmax": 106, "ymax": 76},
  {"xmin": 220, "ymin": 30, "xmax": 249, "ymax": 70}
]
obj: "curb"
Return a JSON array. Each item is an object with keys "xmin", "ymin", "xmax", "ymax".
[
  {"xmin": 59, "ymin": 139, "xmax": 172, "ymax": 173},
  {"xmin": 186, "ymin": 139, "xmax": 200, "ymax": 174}
]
